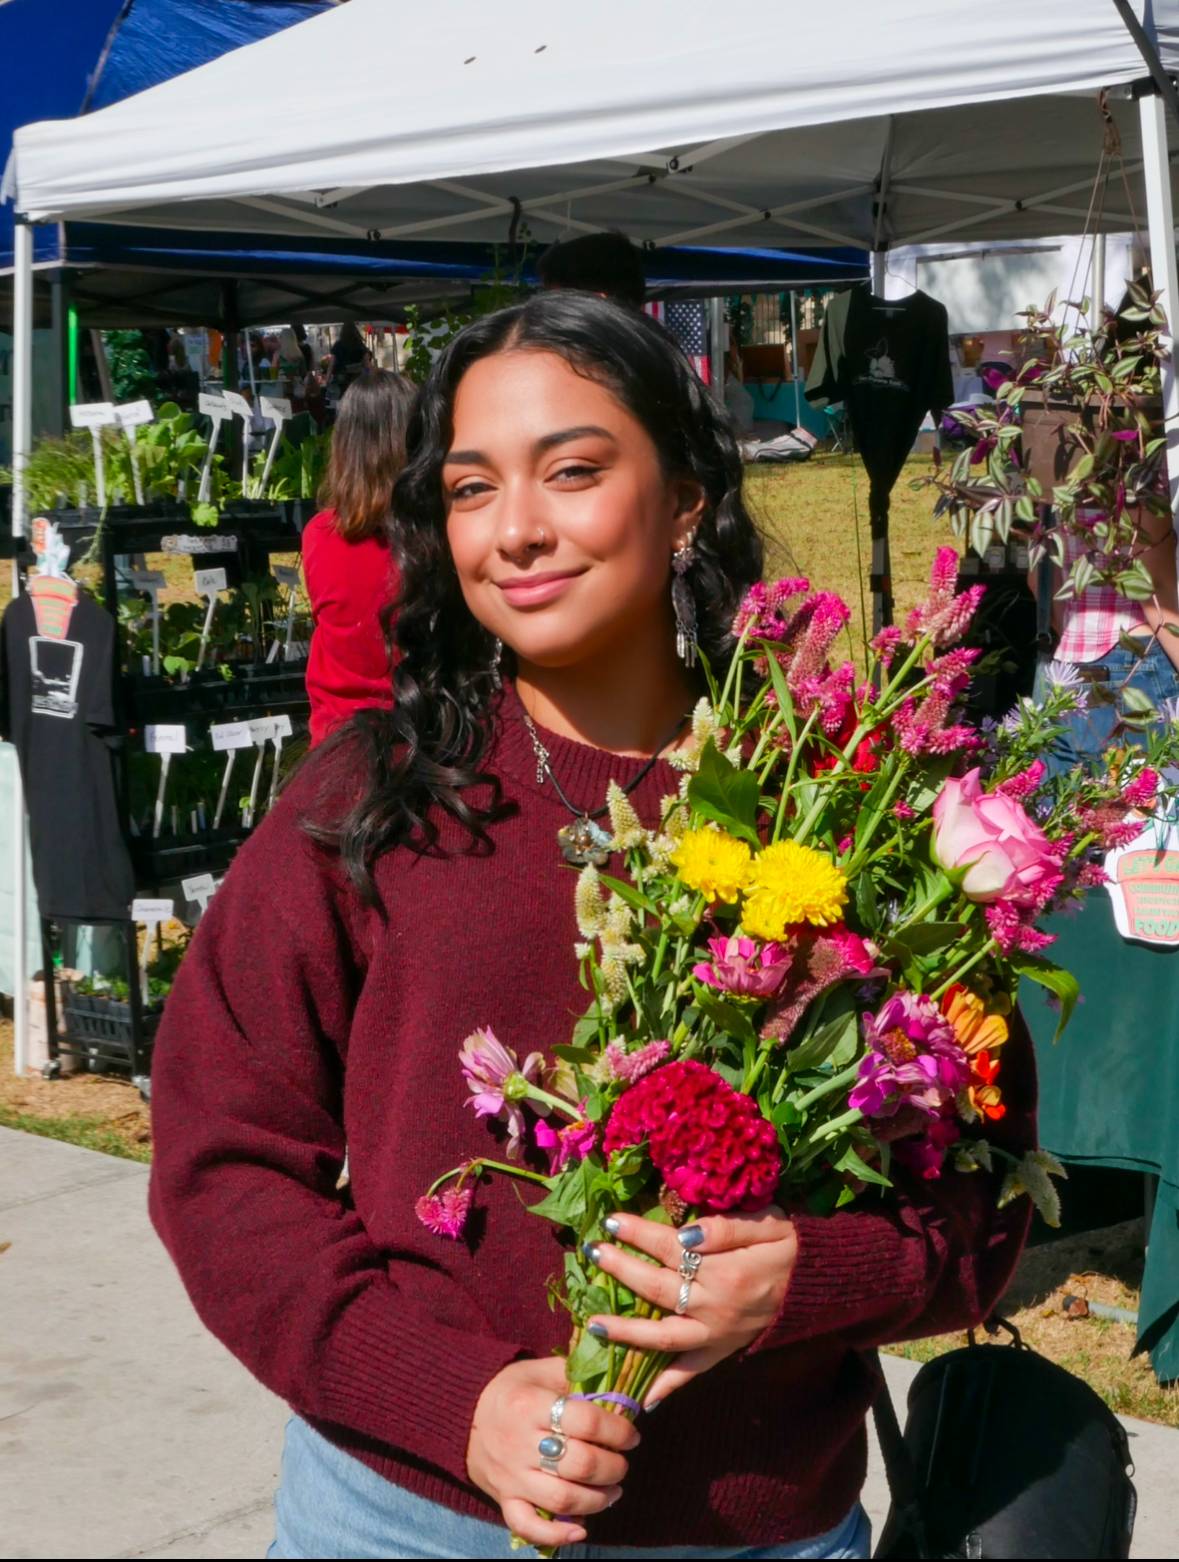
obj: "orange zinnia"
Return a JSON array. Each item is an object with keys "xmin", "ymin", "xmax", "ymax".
[
  {"xmin": 940, "ymin": 983, "xmax": 1009, "ymax": 1057},
  {"xmin": 968, "ymin": 1049, "xmax": 1006, "ymax": 1121}
]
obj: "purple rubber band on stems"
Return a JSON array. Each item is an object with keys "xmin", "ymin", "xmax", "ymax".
[{"xmin": 567, "ymin": 1389, "xmax": 644, "ymax": 1415}]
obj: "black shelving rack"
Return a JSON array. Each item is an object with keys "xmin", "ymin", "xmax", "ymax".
[{"xmin": 8, "ymin": 500, "xmax": 312, "ymax": 1084}]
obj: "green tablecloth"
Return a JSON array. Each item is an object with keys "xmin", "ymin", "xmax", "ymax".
[{"xmin": 1025, "ymin": 892, "xmax": 1179, "ymax": 1381}]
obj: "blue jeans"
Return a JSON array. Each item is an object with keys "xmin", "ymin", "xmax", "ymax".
[
  {"xmin": 1034, "ymin": 639, "xmax": 1179, "ymax": 780},
  {"xmin": 268, "ymin": 1417, "xmax": 872, "ymax": 1560}
]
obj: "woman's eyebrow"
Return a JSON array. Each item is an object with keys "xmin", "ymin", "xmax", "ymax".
[{"xmin": 444, "ymin": 425, "xmax": 617, "ymax": 466}]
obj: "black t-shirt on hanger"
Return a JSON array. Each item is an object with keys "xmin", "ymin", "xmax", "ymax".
[{"xmin": 0, "ymin": 590, "xmax": 135, "ymax": 922}]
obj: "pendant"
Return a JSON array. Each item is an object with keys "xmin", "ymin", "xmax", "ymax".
[{"xmin": 557, "ymin": 816, "xmax": 613, "ymax": 866}]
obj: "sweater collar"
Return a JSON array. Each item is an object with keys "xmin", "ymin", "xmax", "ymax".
[{"xmin": 492, "ymin": 680, "xmax": 684, "ymax": 821}]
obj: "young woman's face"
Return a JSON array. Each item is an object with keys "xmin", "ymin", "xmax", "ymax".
[{"xmin": 444, "ymin": 349, "xmax": 703, "ymax": 669}]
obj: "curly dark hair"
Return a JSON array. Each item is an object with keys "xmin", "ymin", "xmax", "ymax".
[{"xmin": 314, "ymin": 290, "xmax": 764, "ymax": 900}]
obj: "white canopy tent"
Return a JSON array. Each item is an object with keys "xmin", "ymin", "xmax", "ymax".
[{"xmin": 7, "ymin": 0, "xmax": 1179, "ymax": 1073}]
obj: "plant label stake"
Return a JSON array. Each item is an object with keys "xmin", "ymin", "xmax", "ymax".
[
  {"xmin": 145, "ymin": 723, "xmax": 187, "ymax": 839},
  {"xmin": 244, "ymin": 717, "xmax": 276, "ymax": 828},
  {"xmin": 181, "ymin": 872, "xmax": 218, "ymax": 918},
  {"xmin": 257, "ymin": 396, "xmax": 292, "ymax": 497},
  {"xmin": 210, "ymin": 719, "xmax": 254, "ymax": 829},
  {"xmin": 197, "ymin": 391, "xmax": 231, "ymax": 502},
  {"xmin": 115, "ymin": 399, "xmax": 154, "ymax": 505},
  {"xmin": 130, "ymin": 897, "xmax": 174, "ymax": 1006},
  {"xmin": 267, "ymin": 713, "xmax": 294, "ymax": 811},
  {"xmin": 68, "ymin": 402, "xmax": 117, "ymax": 508},
  {"xmin": 223, "ymin": 390, "xmax": 255, "ymax": 489},
  {"xmin": 131, "ymin": 567, "xmax": 167, "ymax": 675},
  {"xmin": 268, "ymin": 562, "xmax": 302, "ymax": 663},
  {"xmin": 193, "ymin": 566, "xmax": 228, "ymax": 671}
]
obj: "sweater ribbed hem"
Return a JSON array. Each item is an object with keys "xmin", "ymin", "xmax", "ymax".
[
  {"xmin": 750, "ymin": 1208, "xmax": 927, "ymax": 1353},
  {"xmin": 316, "ymin": 1283, "xmax": 526, "ymax": 1485}
]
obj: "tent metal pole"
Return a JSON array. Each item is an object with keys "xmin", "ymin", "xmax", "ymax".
[
  {"xmin": 1139, "ymin": 90, "xmax": 1179, "ymax": 515},
  {"xmin": 870, "ymin": 251, "xmax": 885, "ymax": 293},
  {"xmin": 790, "ymin": 287, "xmax": 802, "ymax": 426},
  {"xmin": 10, "ymin": 221, "xmax": 33, "ymax": 1078},
  {"xmin": 1091, "ymin": 231, "xmax": 1106, "ymax": 333},
  {"xmin": 708, "ymin": 296, "xmax": 725, "ymax": 396}
]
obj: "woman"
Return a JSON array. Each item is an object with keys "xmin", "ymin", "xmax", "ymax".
[
  {"xmin": 302, "ymin": 369, "xmax": 415, "ymax": 745},
  {"xmin": 149, "ymin": 293, "xmax": 1033, "ymax": 1559},
  {"xmin": 326, "ymin": 319, "xmax": 372, "ymax": 390}
]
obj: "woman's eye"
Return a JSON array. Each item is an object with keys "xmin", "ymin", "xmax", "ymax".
[
  {"xmin": 551, "ymin": 464, "xmax": 601, "ymax": 484},
  {"xmin": 450, "ymin": 479, "xmax": 493, "ymax": 501}
]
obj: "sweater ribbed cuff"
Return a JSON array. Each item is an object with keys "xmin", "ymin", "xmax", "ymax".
[
  {"xmin": 316, "ymin": 1282, "xmax": 528, "ymax": 1484},
  {"xmin": 746, "ymin": 1209, "xmax": 926, "ymax": 1355}
]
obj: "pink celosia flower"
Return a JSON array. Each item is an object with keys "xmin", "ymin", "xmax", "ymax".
[
  {"xmin": 906, "ymin": 547, "xmax": 986, "ymax": 648},
  {"xmin": 997, "ymin": 759, "xmax": 1047, "ymax": 802},
  {"xmin": 415, "ymin": 1185, "xmax": 474, "ymax": 1239},
  {"xmin": 985, "ymin": 902, "xmax": 1056, "ymax": 955},
  {"xmin": 693, "ymin": 934, "xmax": 791, "ymax": 999},
  {"xmin": 760, "ymin": 925, "xmax": 884, "ymax": 1046},
  {"xmin": 850, "ymin": 993, "xmax": 970, "ymax": 1120},
  {"xmin": 459, "ymin": 1026, "xmax": 544, "ymax": 1156},
  {"xmin": 732, "ymin": 577, "xmax": 810, "ymax": 640},
  {"xmin": 893, "ymin": 1114, "xmax": 961, "ymax": 1180},
  {"xmin": 602, "ymin": 1059, "xmax": 780, "ymax": 1212},
  {"xmin": 837, "ymin": 834, "xmax": 854, "ymax": 855},
  {"xmin": 1122, "ymin": 767, "xmax": 1160, "ymax": 810},
  {"xmin": 535, "ymin": 1110, "xmax": 597, "ymax": 1173},
  {"xmin": 893, "ymin": 800, "xmax": 916, "ymax": 821},
  {"xmin": 870, "ymin": 626, "xmax": 904, "ymax": 668},
  {"xmin": 605, "ymin": 1038, "xmax": 670, "ymax": 1083}
]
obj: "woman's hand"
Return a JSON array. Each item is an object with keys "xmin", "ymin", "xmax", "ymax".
[
  {"xmin": 466, "ymin": 1356, "xmax": 640, "ymax": 1550},
  {"xmin": 585, "ymin": 1206, "xmax": 797, "ymax": 1406}
]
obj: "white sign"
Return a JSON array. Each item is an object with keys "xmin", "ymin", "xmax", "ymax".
[
  {"xmin": 131, "ymin": 569, "xmax": 167, "ymax": 592},
  {"xmin": 115, "ymin": 399, "xmax": 154, "ymax": 429},
  {"xmin": 161, "ymin": 534, "xmax": 239, "ymax": 554},
  {"xmin": 145, "ymin": 723, "xmax": 187, "ymax": 755},
  {"xmin": 259, "ymin": 395, "xmax": 292, "ymax": 423},
  {"xmin": 194, "ymin": 566, "xmax": 228, "ymax": 597},
  {"xmin": 222, "ymin": 390, "xmax": 253, "ymax": 422},
  {"xmin": 181, "ymin": 872, "xmax": 217, "ymax": 900},
  {"xmin": 131, "ymin": 897, "xmax": 174, "ymax": 926},
  {"xmin": 248, "ymin": 716, "xmax": 276, "ymax": 744},
  {"xmin": 273, "ymin": 563, "xmax": 301, "ymax": 590},
  {"xmin": 68, "ymin": 401, "xmax": 117, "ymax": 429},
  {"xmin": 209, "ymin": 720, "xmax": 254, "ymax": 752},
  {"xmin": 198, "ymin": 391, "xmax": 229, "ymax": 418},
  {"xmin": 271, "ymin": 713, "xmax": 294, "ymax": 739},
  {"xmin": 1105, "ymin": 819, "xmax": 1179, "ymax": 947}
]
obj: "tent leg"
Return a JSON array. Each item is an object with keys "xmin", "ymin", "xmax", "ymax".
[
  {"xmin": 870, "ymin": 250, "xmax": 886, "ymax": 294},
  {"xmin": 1139, "ymin": 89, "xmax": 1179, "ymax": 513},
  {"xmin": 11, "ymin": 222, "xmax": 33, "ymax": 1078},
  {"xmin": 708, "ymin": 296, "xmax": 726, "ymax": 395},
  {"xmin": 1091, "ymin": 231, "xmax": 1106, "ymax": 334},
  {"xmin": 790, "ymin": 288, "xmax": 802, "ymax": 426}
]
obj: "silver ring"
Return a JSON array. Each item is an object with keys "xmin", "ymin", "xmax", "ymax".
[
  {"xmin": 675, "ymin": 1277, "xmax": 694, "ymax": 1315},
  {"xmin": 538, "ymin": 1431, "xmax": 566, "ymax": 1473},
  {"xmin": 550, "ymin": 1394, "xmax": 567, "ymax": 1433},
  {"xmin": 678, "ymin": 1250, "xmax": 703, "ymax": 1280}
]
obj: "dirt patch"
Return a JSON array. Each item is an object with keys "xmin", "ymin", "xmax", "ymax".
[{"xmin": 0, "ymin": 1017, "xmax": 151, "ymax": 1154}]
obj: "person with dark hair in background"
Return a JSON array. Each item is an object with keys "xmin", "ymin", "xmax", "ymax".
[
  {"xmin": 301, "ymin": 369, "xmax": 415, "ymax": 745},
  {"xmin": 326, "ymin": 319, "xmax": 373, "ymax": 391},
  {"xmin": 148, "ymin": 293, "xmax": 1032, "ymax": 1560},
  {"xmin": 537, "ymin": 229, "xmax": 647, "ymax": 309}
]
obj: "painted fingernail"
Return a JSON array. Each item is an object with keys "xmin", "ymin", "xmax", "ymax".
[
  {"xmin": 645, "ymin": 1399, "xmax": 661, "ymax": 1411},
  {"xmin": 587, "ymin": 1320, "xmax": 609, "ymax": 1340},
  {"xmin": 677, "ymin": 1224, "xmax": 704, "ymax": 1249},
  {"xmin": 582, "ymin": 1240, "xmax": 601, "ymax": 1264},
  {"xmin": 603, "ymin": 1214, "xmax": 622, "ymax": 1235},
  {"xmin": 608, "ymin": 1489, "xmax": 623, "ymax": 1507}
]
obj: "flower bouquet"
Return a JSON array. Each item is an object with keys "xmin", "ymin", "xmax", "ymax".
[{"xmin": 417, "ymin": 550, "xmax": 1179, "ymax": 1543}]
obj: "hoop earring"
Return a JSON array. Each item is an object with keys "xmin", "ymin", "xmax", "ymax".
[{"xmin": 671, "ymin": 542, "xmax": 698, "ymax": 668}]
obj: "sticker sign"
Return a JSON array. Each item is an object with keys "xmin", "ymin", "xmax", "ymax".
[
  {"xmin": 161, "ymin": 534, "xmax": 239, "ymax": 555},
  {"xmin": 131, "ymin": 897, "xmax": 174, "ymax": 926},
  {"xmin": 1105, "ymin": 821, "xmax": 1179, "ymax": 947},
  {"xmin": 210, "ymin": 720, "xmax": 253, "ymax": 752},
  {"xmin": 194, "ymin": 566, "xmax": 228, "ymax": 597},
  {"xmin": 145, "ymin": 723, "xmax": 187, "ymax": 755}
]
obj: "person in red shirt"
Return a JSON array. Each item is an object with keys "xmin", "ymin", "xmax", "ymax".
[
  {"xmin": 149, "ymin": 293, "xmax": 1033, "ymax": 1559},
  {"xmin": 302, "ymin": 369, "xmax": 415, "ymax": 745}
]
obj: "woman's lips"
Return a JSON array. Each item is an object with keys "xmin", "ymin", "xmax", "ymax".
[{"xmin": 495, "ymin": 569, "xmax": 585, "ymax": 608}]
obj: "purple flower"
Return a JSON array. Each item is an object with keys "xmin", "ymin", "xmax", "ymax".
[
  {"xmin": 1110, "ymin": 428, "xmax": 1140, "ymax": 443},
  {"xmin": 459, "ymin": 1027, "xmax": 544, "ymax": 1156},
  {"xmin": 693, "ymin": 934, "xmax": 791, "ymax": 999},
  {"xmin": 850, "ymin": 993, "xmax": 969, "ymax": 1120}
]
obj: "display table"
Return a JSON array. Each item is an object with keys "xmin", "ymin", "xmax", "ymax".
[{"xmin": 1024, "ymin": 892, "xmax": 1179, "ymax": 1381}]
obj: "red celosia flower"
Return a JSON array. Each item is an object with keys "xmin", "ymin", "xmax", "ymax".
[
  {"xmin": 415, "ymin": 1185, "xmax": 474, "ymax": 1239},
  {"xmin": 602, "ymin": 1059, "xmax": 781, "ymax": 1212}
]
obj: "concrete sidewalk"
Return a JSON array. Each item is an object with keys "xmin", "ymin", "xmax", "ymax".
[{"xmin": 1, "ymin": 1126, "xmax": 1176, "ymax": 1560}]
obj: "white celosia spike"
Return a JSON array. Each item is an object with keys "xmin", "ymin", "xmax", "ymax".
[{"xmin": 574, "ymin": 863, "xmax": 607, "ymax": 939}]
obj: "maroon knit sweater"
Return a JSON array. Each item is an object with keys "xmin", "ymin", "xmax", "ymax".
[{"xmin": 148, "ymin": 686, "xmax": 1035, "ymax": 1549}]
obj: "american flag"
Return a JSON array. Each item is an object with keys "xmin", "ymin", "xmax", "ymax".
[{"xmin": 644, "ymin": 299, "xmax": 712, "ymax": 384}]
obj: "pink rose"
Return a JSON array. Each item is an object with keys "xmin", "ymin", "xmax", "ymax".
[{"xmin": 932, "ymin": 768, "xmax": 1057, "ymax": 906}]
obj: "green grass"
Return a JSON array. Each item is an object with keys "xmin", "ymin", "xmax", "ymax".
[{"xmin": 0, "ymin": 1104, "xmax": 151, "ymax": 1164}]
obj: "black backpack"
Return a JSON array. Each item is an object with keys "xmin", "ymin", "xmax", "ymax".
[{"xmin": 872, "ymin": 1323, "xmax": 1137, "ymax": 1559}]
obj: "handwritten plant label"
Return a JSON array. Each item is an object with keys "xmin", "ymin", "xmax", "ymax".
[
  {"xmin": 1105, "ymin": 821, "xmax": 1179, "ymax": 947},
  {"xmin": 248, "ymin": 716, "xmax": 276, "ymax": 745},
  {"xmin": 131, "ymin": 569, "xmax": 167, "ymax": 593},
  {"xmin": 68, "ymin": 401, "xmax": 117, "ymax": 429},
  {"xmin": 115, "ymin": 399, "xmax": 154, "ymax": 429},
  {"xmin": 273, "ymin": 563, "xmax": 301, "ymax": 590},
  {"xmin": 194, "ymin": 566, "xmax": 228, "ymax": 597},
  {"xmin": 271, "ymin": 714, "xmax": 294, "ymax": 740},
  {"xmin": 161, "ymin": 535, "xmax": 240, "ymax": 554},
  {"xmin": 209, "ymin": 720, "xmax": 254, "ymax": 752},
  {"xmin": 198, "ymin": 391, "xmax": 229, "ymax": 419},
  {"xmin": 131, "ymin": 897, "xmax": 174, "ymax": 927},
  {"xmin": 259, "ymin": 395, "xmax": 292, "ymax": 424},
  {"xmin": 223, "ymin": 390, "xmax": 253, "ymax": 423},
  {"xmin": 144, "ymin": 723, "xmax": 187, "ymax": 755}
]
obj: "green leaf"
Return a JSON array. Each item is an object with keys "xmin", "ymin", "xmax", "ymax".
[
  {"xmin": 687, "ymin": 739, "xmax": 760, "ymax": 844},
  {"xmin": 566, "ymin": 1328, "xmax": 610, "ymax": 1384},
  {"xmin": 884, "ymin": 921, "xmax": 966, "ymax": 959},
  {"xmin": 694, "ymin": 987, "xmax": 758, "ymax": 1043},
  {"xmin": 1011, "ymin": 953, "xmax": 1079, "ymax": 1041},
  {"xmin": 833, "ymin": 1142, "xmax": 893, "ymax": 1189},
  {"xmin": 596, "ymin": 874, "xmax": 659, "ymax": 916},
  {"xmin": 528, "ymin": 1158, "xmax": 596, "ymax": 1228},
  {"xmin": 1121, "ymin": 685, "xmax": 1158, "ymax": 719},
  {"xmin": 788, "ymin": 989, "xmax": 859, "ymax": 1071}
]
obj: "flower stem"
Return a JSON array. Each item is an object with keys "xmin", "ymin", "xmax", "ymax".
[
  {"xmin": 931, "ymin": 937, "xmax": 1000, "ymax": 999},
  {"xmin": 794, "ymin": 1062, "xmax": 861, "ymax": 1113},
  {"xmin": 523, "ymin": 1085, "xmax": 584, "ymax": 1120}
]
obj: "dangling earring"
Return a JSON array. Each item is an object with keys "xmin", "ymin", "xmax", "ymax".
[
  {"xmin": 490, "ymin": 636, "xmax": 504, "ymax": 690},
  {"xmin": 671, "ymin": 541, "xmax": 698, "ymax": 668}
]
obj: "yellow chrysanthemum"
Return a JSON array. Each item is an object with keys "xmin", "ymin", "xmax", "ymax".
[
  {"xmin": 741, "ymin": 841, "xmax": 848, "ymax": 939},
  {"xmin": 671, "ymin": 827, "xmax": 752, "ymax": 903}
]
